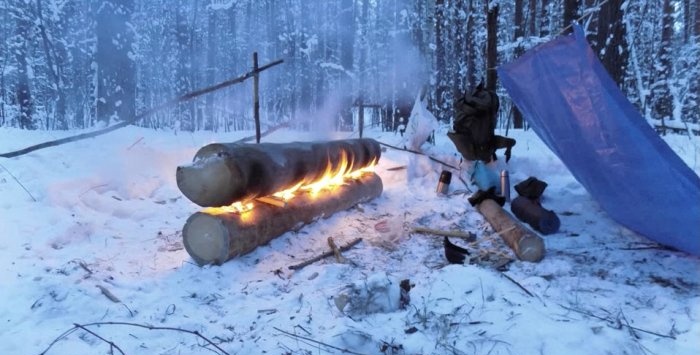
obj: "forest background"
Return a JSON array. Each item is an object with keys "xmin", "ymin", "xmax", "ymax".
[{"xmin": 0, "ymin": 0, "xmax": 697, "ymax": 135}]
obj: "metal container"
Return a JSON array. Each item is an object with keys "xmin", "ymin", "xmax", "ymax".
[
  {"xmin": 500, "ymin": 170, "xmax": 510, "ymax": 202},
  {"xmin": 436, "ymin": 170, "xmax": 452, "ymax": 195}
]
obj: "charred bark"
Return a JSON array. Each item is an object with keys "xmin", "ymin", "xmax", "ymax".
[{"xmin": 176, "ymin": 138, "xmax": 382, "ymax": 207}]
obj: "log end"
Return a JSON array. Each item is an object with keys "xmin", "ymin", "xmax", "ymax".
[
  {"xmin": 183, "ymin": 212, "xmax": 230, "ymax": 265},
  {"xmin": 516, "ymin": 234, "xmax": 545, "ymax": 262},
  {"xmin": 176, "ymin": 157, "xmax": 240, "ymax": 207}
]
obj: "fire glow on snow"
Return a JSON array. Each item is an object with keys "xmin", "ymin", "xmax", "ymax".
[{"xmin": 0, "ymin": 123, "xmax": 699, "ymax": 354}]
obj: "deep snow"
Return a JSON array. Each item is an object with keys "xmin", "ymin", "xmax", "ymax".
[{"xmin": 0, "ymin": 123, "xmax": 699, "ymax": 355}]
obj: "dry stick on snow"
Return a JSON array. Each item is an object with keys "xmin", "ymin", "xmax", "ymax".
[
  {"xmin": 500, "ymin": 272, "xmax": 534, "ymax": 298},
  {"xmin": 559, "ymin": 305, "xmax": 676, "ymax": 340},
  {"xmin": 39, "ymin": 321, "xmax": 231, "ymax": 355},
  {"xmin": 273, "ymin": 327, "xmax": 368, "ymax": 355},
  {"xmin": 377, "ymin": 141, "xmax": 458, "ymax": 170},
  {"xmin": 0, "ymin": 163, "xmax": 37, "ymax": 201},
  {"xmin": 412, "ymin": 226, "xmax": 476, "ymax": 241},
  {"xmin": 289, "ymin": 238, "xmax": 363, "ymax": 271},
  {"xmin": 327, "ymin": 237, "xmax": 348, "ymax": 263},
  {"xmin": 126, "ymin": 136, "xmax": 144, "ymax": 150},
  {"xmin": 96, "ymin": 285, "xmax": 121, "ymax": 303},
  {"xmin": 0, "ymin": 59, "xmax": 284, "ymax": 159},
  {"xmin": 73, "ymin": 323, "xmax": 126, "ymax": 355}
]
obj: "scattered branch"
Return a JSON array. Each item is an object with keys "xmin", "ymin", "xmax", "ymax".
[
  {"xmin": 40, "ymin": 321, "xmax": 231, "ymax": 355},
  {"xmin": 0, "ymin": 162, "xmax": 37, "ymax": 201},
  {"xmin": 289, "ymin": 238, "xmax": 363, "ymax": 271},
  {"xmin": 412, "ymin": 226, "xmax": 476, "ymax": 241},
  {"xmin": 500, "ymin": 273, "xmax": 534, "ymax": 298},
  {"xmin": 273, "ymin": 326, "xmax": 368, "ymax": 355},
  {"xmin": 73, "ymin": 323, "xmax": 125, "ymax": 355},
  {"xmin": 560, "ymin": 304, "xmax": 676, "ymax": 340}
]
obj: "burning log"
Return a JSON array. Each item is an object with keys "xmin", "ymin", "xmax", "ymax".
[
  {"xmin": 476, "ymin": 199, "xmax": 545, "ymax": 262},
  {"xmin": 176, "ymin": 138, "xmax": 381, "ymax": 207},
  {"xmin": 183, "ymin": 173, "xmax": 383, "ymax": 265}
]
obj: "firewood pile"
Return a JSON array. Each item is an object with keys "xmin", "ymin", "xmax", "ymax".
[{"xmin": 176, "ymin": 138, "xmax": 383, "ymax": 265}]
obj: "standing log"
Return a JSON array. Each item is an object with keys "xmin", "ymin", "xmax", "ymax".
[
  {"xmin": 176, "ymin": 138, "xmax": 381, "ymax": 207},
  {"xmin": 476, "ymin": 199, "xmax": 545, "ymax": 262},
  {"xmin": 183, "ymin": 173, "xmax": 383, "ymax": 265}
]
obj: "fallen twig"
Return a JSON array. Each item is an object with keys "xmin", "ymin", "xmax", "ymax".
[
  {"xmin": 273, "ymin": 326, "xmax": 368, "ymax": 355},
  {"xmin": 126, "ymin": 137, "xmax": 144, "ymax": 150},
  {"xmin": 560, "ymin": 304, "xmax": 676, "ymax": 340},
  {"xmin": 500, "ymin": 273, "xmax": 534, "ymax": 298},
  {"xmin": 412, "ymin": 226, "xmax": 476, "ymax": 241},
  {"xmin": 73, "ymin": 323, "xmax": 125, "ymax": 355},
  {"xmin": 327, "ymin": 237, "xmax": 348, "ymax": 263},
  {"xmin": 0, "ymin": 162, "xmax": 37, "ymax": 202},
  {"xmin": 289, "ymin": 238, "xmax": 362, "ymax": 271},
  {"xmin": 96, "ymin": 285, "xmax": 121, "ymax": 303},
  {"xmin": 40, "ymin": 321, "xmax": 230, "ymax": 355}
]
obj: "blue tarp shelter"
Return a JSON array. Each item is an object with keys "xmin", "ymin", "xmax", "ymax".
[{"xmin": 498, "ymin": 25, "xmax": 700, "ymax": 256}]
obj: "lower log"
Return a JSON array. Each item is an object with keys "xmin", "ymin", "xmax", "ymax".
[
  {"xmin": 476, "ymin": 199, "xmax": 545, "ymax": 262},
  {"xmin": 182, "ymin": 173, "xmax": 383, "ymax": 265}
]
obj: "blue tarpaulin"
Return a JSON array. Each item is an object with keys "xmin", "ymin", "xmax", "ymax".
[{"xmin": 498, "ymin": 25, "xmax": 700, "ymax": 255}]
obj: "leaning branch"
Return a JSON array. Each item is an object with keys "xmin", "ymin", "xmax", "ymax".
[
  {"xmin": 289, "ymin": 238, "xmax": 363, "ymax": 271},
  {"xmin": 0, "ymin": 59, "xmax": 284, "ymax": 159}
]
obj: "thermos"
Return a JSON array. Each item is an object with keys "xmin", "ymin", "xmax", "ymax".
[
  {"xmin": 436, "ymin": 170, "xmax": 452, "ymax": 195},
  {"xmin": 500, "ymin": 170, "xmax": 510, "ymax": 202}
]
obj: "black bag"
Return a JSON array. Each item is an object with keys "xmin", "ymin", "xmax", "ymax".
[{"xmin": 448, "ymin": 83, "xmax": 515, "ymax": 162}]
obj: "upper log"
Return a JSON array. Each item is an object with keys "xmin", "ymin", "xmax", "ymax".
[
  {"xmin": 176, "ymin": 138, "xmax": 381, "ymax": 207},
  {"xmin": 477, "ymin": 199, "xmax": 545, "ymax": 262}
]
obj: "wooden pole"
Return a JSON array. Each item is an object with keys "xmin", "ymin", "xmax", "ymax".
[
  {"xmin": 358, "ymin": 97, "xmax": 364, "ymax": 138},
  {"xmin": 476, "ymin": 199, "xmax": 545, "ymax": 262},
  {"xmin": 253, "ymin": 52, "xmax": 261, "ymax": 144},
  {"xmin": 1, "ymin": 58, "xmax": 284, "ymax": 159}
]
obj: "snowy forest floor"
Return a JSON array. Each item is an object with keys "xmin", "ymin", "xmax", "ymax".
[{"xmin": 0, "ymin": 125, "xmax": 699, "ymax": 355}]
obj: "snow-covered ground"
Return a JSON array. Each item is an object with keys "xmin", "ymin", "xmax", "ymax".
[{"xmin": 0, "ymin": 123, "xmax": 698, "ymax": 355}]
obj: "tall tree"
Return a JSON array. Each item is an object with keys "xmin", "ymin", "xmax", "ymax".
[
  {"xmin": 512, "ymin": 0, "xmax": 525, "ymax": 128},
  {"xmin": 485, "ymin": 3, "xmax": 498, "ymax": 91},
  {"xmin": 563, "ymin": 0, "xmax": 579, "ymax": 34},
  {"xmin": 96, "ymin": 0, "xmax": 136, "ymax": 126},
  {"xmin": 435, "ymin": 0, "xmax": 448, "ymax": 118},
  {"xmin": 651, "ymin": 0, "xmax": 674, "ymax": 129},
  {"xmin": 595, "ymin": 0, "xmax": 628, "ymax": 87},
  {"xmin": 11, "ymin": 3, "xmax": 34, "ymax": 129}
]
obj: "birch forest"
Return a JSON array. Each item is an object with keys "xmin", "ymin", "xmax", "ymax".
[{"xmin": 1, "ymin": 0, "xmax": 698, "ymax": 133}]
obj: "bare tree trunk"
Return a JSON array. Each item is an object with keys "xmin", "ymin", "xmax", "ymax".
[
  {"xmin": 435, "ymin": 0, "xmax": 448, "ymax": 117},
  {"xmin": 595, "ymin": 0, "xmax": 628, "ymax": 88},
  {"xmin": 563, "ymin": 0, "xmax": 579, "ymax": 34},
  {"xmin": 13, "ymin": 6, "xmax": 34, "ymax": 130},
  {"xmin": 512, "ymin": 0, "xmax": 525, "ymax": 128},
  {"xmin": 205, "ymin": 9, "xmax": 216, "ymax": 131},
  {"xmin": 651, "ymin": 0, "xmax": 674, "ymax": 131},
  {"xmin": 96, "ymin": 0, "xmax": 135, "ymax": 127},
  {"xmin": 540, "ymin": 0, "xmax": 550, "ymax": 37},
  {"xmin": 528, "ymin": 0, "xmax": 537, "ymax": 36},
  {"xmin": 465, "ymin": 0, "xmax": 477, "ymax": 89},
  {"xmin": 35, "ymin": 0, "xmax": 67, "ymax": 129},
  {"xmin": 485, "ymin": 3, "xmax": 499, "ymax": 91}
]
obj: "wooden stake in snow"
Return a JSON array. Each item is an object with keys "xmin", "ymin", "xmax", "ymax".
[
  {"xmin": 176, "ymin": 138, "xmax": 381, "ymax": 207},
  {"xmin": 182, "ymin": 173, "xmax": 383, "ymax": 265},
  {"xmin": 476, "ymin": 199, "xmax": 545, "ymax": 262}
]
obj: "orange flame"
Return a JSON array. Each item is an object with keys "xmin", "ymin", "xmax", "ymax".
[{"xmin": 206, "ymin": 150, "xmax": 376, "ymax": 215}]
